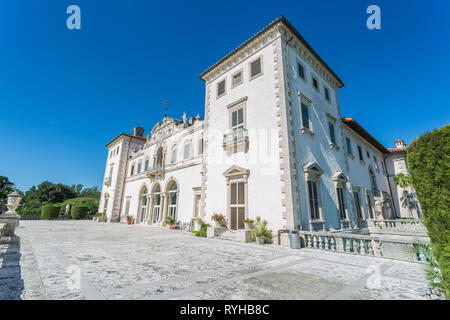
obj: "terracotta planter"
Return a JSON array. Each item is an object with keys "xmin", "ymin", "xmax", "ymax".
[
  {"xmin": 169, "ymin": 224, "xmax": 173, "ymax": 230},
  {"xmin": 127, "ymin": 219, "xmax": 132, "ymax": 225}
]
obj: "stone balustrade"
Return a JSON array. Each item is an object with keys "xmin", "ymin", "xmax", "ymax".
[
  {"xmin": 0, "ymin": 223, "xmax": 7, "ymax": 237},
  {"xmin": 366, "ymin": 219, "xmax": 428, "ymax": 238},
  {"xmin": 298, "ymin": 230, "xmax": 430, "ymax": 263}
]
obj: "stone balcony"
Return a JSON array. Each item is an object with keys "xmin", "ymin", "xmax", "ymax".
[
  {"xmin": 223, "ymin": 128, "xmax": 249, "ymax": 151},
  {"xmin": 146, "ymin": 164, "xmax": 165, "ymax": 178}
]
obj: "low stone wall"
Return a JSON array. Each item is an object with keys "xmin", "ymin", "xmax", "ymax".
[
  {"xmin": 297, "ymin": 230, "xmax": 430, "ymax": 263},
  {"xmin": 19, "ymin": 215, "xmax": 94, "ymax": 220}
]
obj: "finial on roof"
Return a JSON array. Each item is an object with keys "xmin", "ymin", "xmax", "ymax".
[{"xmin": 162, "ymin": 100, "xmax": 168, "ymax": 118}]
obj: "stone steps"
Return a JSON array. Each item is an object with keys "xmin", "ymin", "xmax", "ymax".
[{"xmin": 216, "ymin": 230, "xmax": 236, "ymax": 241}]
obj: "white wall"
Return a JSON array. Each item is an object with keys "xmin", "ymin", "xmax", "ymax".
[{"xmin": 204, "ymin": 38, "xmax": 285, "ymax": 230}]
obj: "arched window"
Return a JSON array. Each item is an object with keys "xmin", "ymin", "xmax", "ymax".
[
  {"xmin": 155, "ymin": 147, "xmax": 164, "ymax": 168},
  {"xmin": 171, "ymin": 146, "xmax": 177, "ymax": 163},
  {"xmin": 183, "ymin": 141, "xmax": 191, "ymax": 159},
  {"xmin": 138, "ymin": 186, "xmax": 148, "ymax": 223},
  {"xmin": 167, "ymin": 181, "xmax": 178, "ymax": 221},
  {"xmin": 152, "ymin": 184, "xmax": 161, "ymax": 223},
  {"xmin": 137, "ymin": 161, "xmax": 142, "ymax": 174}
]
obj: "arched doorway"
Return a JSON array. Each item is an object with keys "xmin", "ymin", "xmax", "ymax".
[
  {"xmin": 152, "ymin": 184, "xmax": 161, "ymax": 224},
  {"xmin": 167, "ymin": 181, "xmax": 178, "ymax": 221},
  {"xmin": 138, "ymin": 186, "xmax": 148, "ymax": 223}
]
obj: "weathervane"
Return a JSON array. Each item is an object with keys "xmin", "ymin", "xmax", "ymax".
[{"xmin": 162, "ymin": 101, "xmax": 168, "ymax": 118}]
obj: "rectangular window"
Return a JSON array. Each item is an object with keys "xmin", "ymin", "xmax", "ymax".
[
  {"xmin": 374, "ymin": 156, "xmax": 379, "ymax": 171},
  {"xmin": 324, "ymin": 87, "xmax": 330, "ymax": 102},
  {"xmin": 109, "ymin": 166, "xmax": 113, "ymax": 176},
  {"xmin": 184, "ymin": 144, "xmax": 190, "ymax": 159},
  {"xmin": 297, "ymin": 63, "xmax": 305, "ymax": 80},
  {"xmin": 250, "ymin": 57, "xmax": 262, "ymax": 78},
  {"xmin": 301, "ymin": 103, "xmax": 310, "ymax": 130},
  {"xmin": 198, "ymin": 139, "xmax": 203, "ymax": 155},
  {"xmin": 307, "ymin": 180, "xmax": 320, "ymax": 220},
  {"xmin": 312, "ymin": 76, "xmax": 319, "ymax": 90},
  {"xmin": 231, "ymin": 107, "xmax": 244, "ymax": 131},
  {"xmin": 137, "ymin": 162, "xmax": 141, "ymax": 174},
  {"xmin": 366, "ymin": 193, "xmax": 374, "ymax": 219},
  {"xmin": 130, "ymin": 165, "xmax": 134, "ymax": 176},
  {"xmin": 232, "ymin": 71, "xmax": 242, "ymax": 86},
  {"xmin": 328, "ymin": 122, "xmax": 336, "ymax": 145},
  {"xmin": 144, "ymin": 159, "xmax": 149, "ymax": 171},
  {"xmin": 217, "ymin": 79, "xmax": 225, "ymax": 97},
  {"xmin": 357, "ymin": 145, "xmax": 364, "ymax": 161},
  {"xmin": 346, "ymin": 137, "xmax": 353, "ymax": 155},
  {"xmin": 354, "ymin": 191, "xmax": 362, "ymax": 219},
  {"xmin": 171, "ymin": 148, "xmax": 177, "ymax": 163},
  {"xmin": 366, "ymin": 151, "xmax": 370, "ymax": 158},
  {"xmin": 336, "ymin": 187, "xmax": 346, "ymax": 219}
]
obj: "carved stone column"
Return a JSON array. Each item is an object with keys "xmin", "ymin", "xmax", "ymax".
[
  {"xmin": 160, "ymin": 193, "xmax": 168, "ymax": 225},
  {"xmin": 146, "ymin": 196, "xmax": 153, "ymax": 225}
]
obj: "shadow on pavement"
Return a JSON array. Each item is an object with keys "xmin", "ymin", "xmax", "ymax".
[{"xmin": 0, "ymin": 236, "xmax": 24, "ymax": 300}]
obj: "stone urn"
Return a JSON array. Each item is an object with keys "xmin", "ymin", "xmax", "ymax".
[
  {"xmin": 212, "ymin": 219, "xmax": 222, "ymax": 228},
  {"xmin": 0, "ymin": 191, "xmax": 22, "ymax": 237}
]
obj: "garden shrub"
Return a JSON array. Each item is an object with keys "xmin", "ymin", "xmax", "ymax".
[
  {"xmin": 71, "ymin": 206, "xmax": 88, "ymax": 219},
  {"xmin": 41, "ymin": 205, "xmax": 60, "ymax": 220},
  {"xmin": 195, "ymin": 219, "xmax": 210, "ymax": 237},
  {"xmin": 407, "ymin": 124, "xmax": 450, "ymax": 297}
]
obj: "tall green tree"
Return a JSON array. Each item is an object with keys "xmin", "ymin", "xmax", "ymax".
[
  {"xmin": 407, "ymin": 124, "xmax": 450, "ymax": 297},
  {"xmin": 0, "ymin": 176, "xmax": 16, "ymax": 210}
]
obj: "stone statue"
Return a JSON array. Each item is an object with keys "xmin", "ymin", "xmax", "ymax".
[
  {"xmin": 374, "ymin": 197, "xmax": 389, "ymax": 220},
  {"xmin": 65, "ymin": 204, "xmax": 70, "ymax": 216}
]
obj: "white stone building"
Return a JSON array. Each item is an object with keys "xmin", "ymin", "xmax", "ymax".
[{"xmin": 99, "ymin": 16, "xmax": 421, "ymax": 235}]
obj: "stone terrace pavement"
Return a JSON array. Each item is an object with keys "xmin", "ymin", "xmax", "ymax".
[{"xmin": 0, "ymin": 220, "xmax": 429, "ymax": 300}]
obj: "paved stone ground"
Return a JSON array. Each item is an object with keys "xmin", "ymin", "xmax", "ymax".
[{"xmin": 0, "ymin": 220, "xmax": 430, "ymax": 300}]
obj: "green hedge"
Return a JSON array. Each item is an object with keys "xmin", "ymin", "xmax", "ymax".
[
  {"xmin": 41, "ymin": 205, "xmax": 60, "ymax": 220},
  {"xmin": 407, "ymin": 124, "xmax": 450, "ymax": 297},
  {"xmin": 71, "ymin": 206, "xmax": 88, "ymax": 219},
  {"xmin": 61, "ymin": 197, "xmax": 99, "ymax": 216}
]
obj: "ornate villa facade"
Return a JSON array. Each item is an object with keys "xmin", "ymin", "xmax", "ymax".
[{"xmin": 99, "ymin": 16, "xmax": 421, "ymax": 235}]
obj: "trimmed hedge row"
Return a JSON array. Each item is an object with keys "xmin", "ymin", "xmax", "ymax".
[
  {"xmin": 407, "ymin": 124, "xmax": 450, "ymax": 298},
  {"xmin": 41, "ymin": 205, "xmax": 60, "ymax": 220},
  {"xmin": 71, "ymin": 206, "xmax": 88, "ymax": 219}
]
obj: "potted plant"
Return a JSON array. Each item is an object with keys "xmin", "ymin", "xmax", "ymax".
[
  {"xmin": 99, "ymin": 213, "xmax": 107, "ymax": 222},
  {"xmin": 251, "ymin": 216, "xmax": 272, "ymax": 245},
  {"xmin": 93, "ymin": 212, "xmax": 101, "ymax": 222},
  {"xmin": 243, "ymin": 218, "xmax": 255, "ymax": 230},
  {"xmin": 211, "ymin": 213, "xmax": 225, "ymax": 228},
  {"xmin": 166, "ymin": 216, "xmax": 175, "ymax": 229},
  {"xmin": 126, "ymin": 215, "xmax": 133, "ymax": 225}
]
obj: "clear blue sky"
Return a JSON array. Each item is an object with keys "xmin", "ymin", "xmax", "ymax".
[{"xmin": 1, "ymin": 0, "xmax": 449, "ymax": 192}]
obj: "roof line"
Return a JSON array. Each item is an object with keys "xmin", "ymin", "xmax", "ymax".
[
  {"xmin": 199, "ymin": 15, "xmax": 344, "ymax": 87},
  {"xmin": 341, "ymin": 118, "xmax": 389, "ymax": 154}
]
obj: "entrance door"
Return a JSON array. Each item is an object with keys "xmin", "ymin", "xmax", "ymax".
[
  {"xmin": 194, "ymin": 194, "xmax": 201, "ymax": 218},
  {"xmin": 230, "ymin": 182, "xmax": 245, "ymax": 230}
]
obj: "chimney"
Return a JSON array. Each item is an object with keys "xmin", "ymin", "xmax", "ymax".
[
  {"xmin": 134, "ymin": 126, "xmax": 144, "ymax": 137},
  {"xmin": 394, "ymin": 139, "xmax": 406, "ymax": 149}
]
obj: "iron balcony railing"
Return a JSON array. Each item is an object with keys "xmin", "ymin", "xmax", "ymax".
[{"xmin": 223, "ymin": 128, "xmax": 248, "ymax": 147}]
